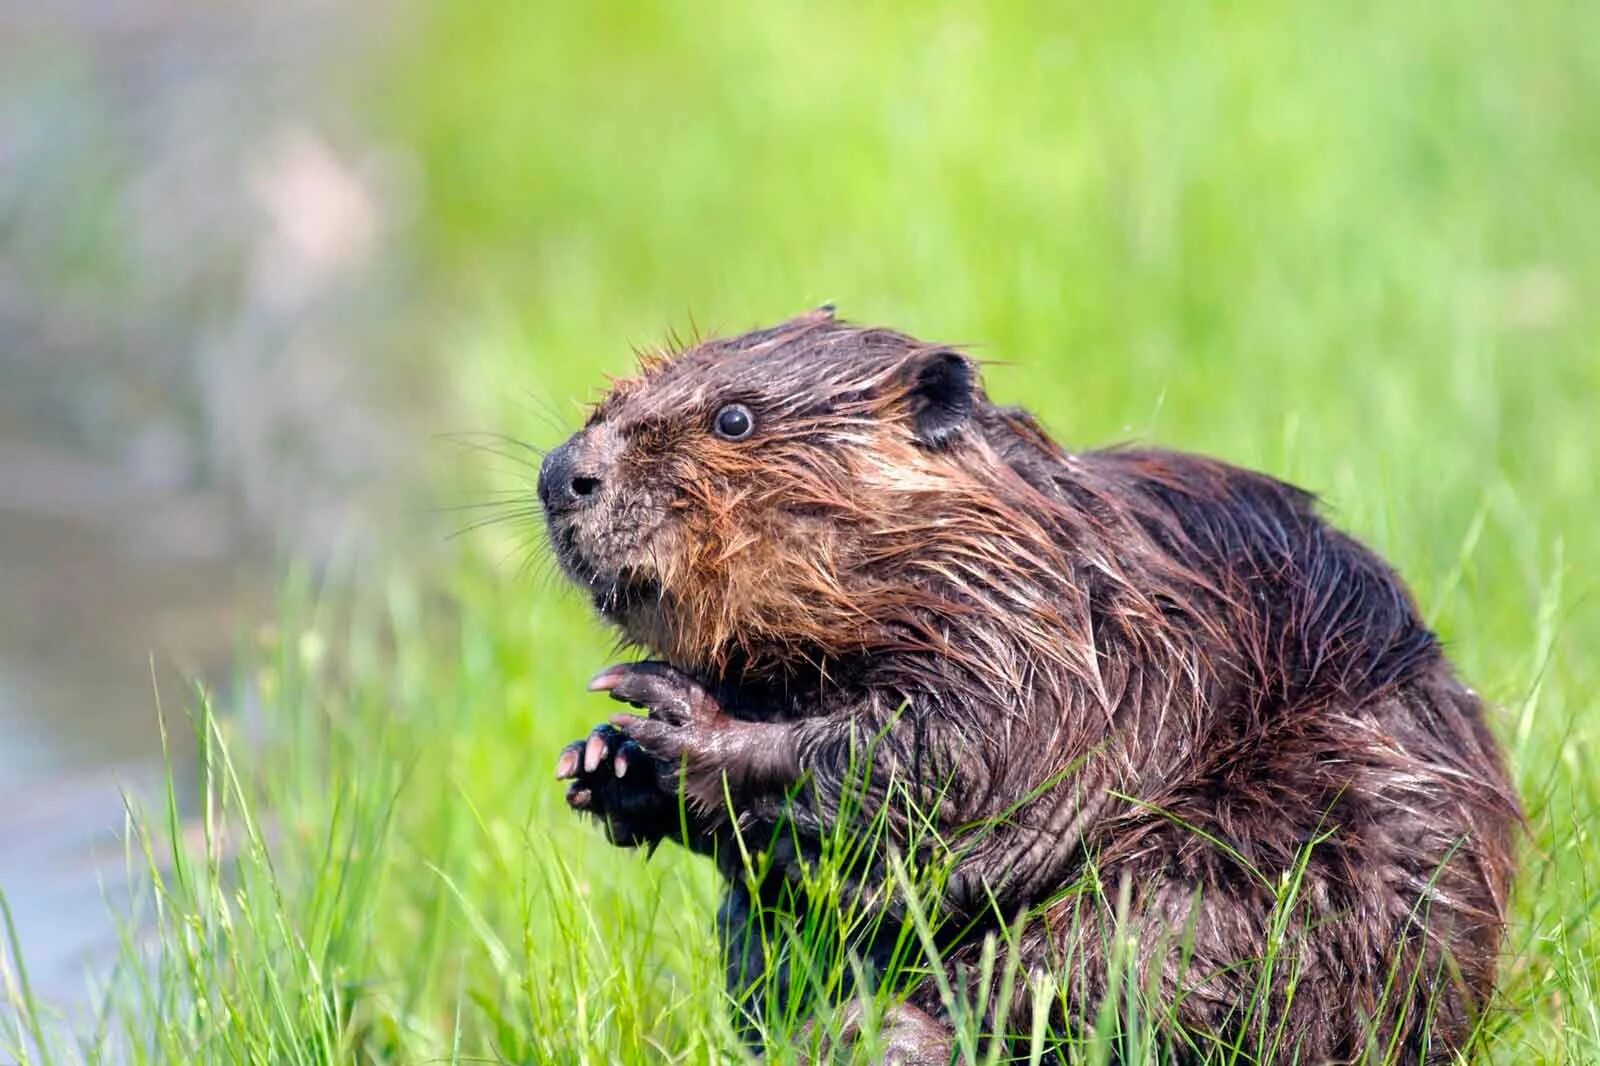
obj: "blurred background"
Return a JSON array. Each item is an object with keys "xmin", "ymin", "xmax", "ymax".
[
  {"xmin": 1, "ymin": 0, "xmax": 1596, "ymax": 1053},
  {"xmin": 1, "ymin": 0, "xmax": 441, "ymax": 1004}
]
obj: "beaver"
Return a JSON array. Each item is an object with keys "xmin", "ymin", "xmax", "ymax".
[{"xmin": 541, "ymin": 309, "xmax": 1519, "ymax": 1063}]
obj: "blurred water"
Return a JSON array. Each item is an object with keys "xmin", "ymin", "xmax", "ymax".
[{"xmin": 0, "ymin": 0, "xmax": 431, "ymax": 1008}]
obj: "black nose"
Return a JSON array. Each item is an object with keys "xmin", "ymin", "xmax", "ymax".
[{"xmin": 538, "ymin": 439, "xmax": 603, "ymax": 513}]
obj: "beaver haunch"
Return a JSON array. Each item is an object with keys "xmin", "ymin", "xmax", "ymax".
[{"xmin": 542, "ymin": 309, "xmax": 1518, "ymax": 1063}]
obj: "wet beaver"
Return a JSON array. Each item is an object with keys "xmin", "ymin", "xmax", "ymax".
[{"xmin": 541, "ymin": 309, "xmax": 1518, "ymax": 1063}]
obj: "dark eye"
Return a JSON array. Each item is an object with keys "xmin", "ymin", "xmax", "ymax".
[{"xmin": 713, "ymin": 403, "xmax": 755, "ymax": 441}]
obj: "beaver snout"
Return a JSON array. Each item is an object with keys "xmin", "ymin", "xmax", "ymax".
[{"xmin": 539, "ymin": 437, "xmax": 604, "ymax": 515}]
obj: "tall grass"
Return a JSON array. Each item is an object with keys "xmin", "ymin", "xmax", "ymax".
[
  {"xmin": 5, "ymin": 591, "xmax": 1551, "ymax": 1063},
  {"xmin": 6, "ymin": 0, "xmax": 1600, "ymax": 1061}
]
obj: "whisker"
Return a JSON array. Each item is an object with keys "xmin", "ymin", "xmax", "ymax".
[
  {"xmin": 448, "ymin": 430, "xmax": 551, "ymax": 458},
  {"xmin": 447, "ymin": 508, "xmax": 545, "ymax": 541},
  {"xmin": 437, "ymin": 485, "xmax": 541, "ymax": 497},
  {"xmin": 519, "ymin": 545, "xmax": 553, "ymax": 586},
  {"xmin": 430, "ymin": 496, "xmax": 538, "ymax": 515},
  {"xmin": 513, "ymin": 389, "xmax": 573, "ymax": 436},
  {"xmin": 436, "ymin": 432, "xmax": 549, "ymax": 472}
]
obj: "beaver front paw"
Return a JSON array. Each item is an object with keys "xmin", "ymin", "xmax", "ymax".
[
  {"xmin": 587, "ymin": 660, "xmax": 744, "ymax": 813},
  {"xmin": 592, "ymin": 661, "xmax": 796, "ymax": 814},
  {"xmin": 554, "ymin": 721, "xmax": 680, "ymax": 847},
  {"xmin": 588, "ymin": 660, "xmax": 725, "ymax": 725}
]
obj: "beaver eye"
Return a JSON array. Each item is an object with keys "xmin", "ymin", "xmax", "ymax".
[{"xmin": 712, "ymin": 403, "xmax": 755, "ymax": 441}]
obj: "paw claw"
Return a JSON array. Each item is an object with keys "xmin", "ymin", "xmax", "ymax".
[
  {"xmin": 587, "ymin": 660, "xmax": 717, "ymax": 726},
  {"xmin": 584, "ymin": 732, "xmax": 607, "ymax": 773},
  {"xmin": 556, "ymin": 747, "xmax": 580, "ymax": 780},
  {"xmin": 569, "ymin": 788, "xmax": 591, "ymax": 809}
]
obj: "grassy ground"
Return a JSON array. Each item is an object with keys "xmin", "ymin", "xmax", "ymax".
[{"xmin": 5, "ymin": 1, "xmax": 1600, "ymax": 1061}]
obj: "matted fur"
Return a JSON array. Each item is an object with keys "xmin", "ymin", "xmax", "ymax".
[{"xmin": 543, "ymin": 310, "xmax": 1519, "ymax": 1063}]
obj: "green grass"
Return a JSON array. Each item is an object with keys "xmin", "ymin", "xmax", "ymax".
[{"xmin": 6, "ymin": 0, "xmax": 1600, "ymax": 1061}]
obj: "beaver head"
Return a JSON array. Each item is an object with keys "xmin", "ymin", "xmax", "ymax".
[{"xmin": 539, "ymin": 308, "xmax": 1048, "ymax": 678}]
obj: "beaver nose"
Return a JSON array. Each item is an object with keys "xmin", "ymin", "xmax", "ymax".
[{"xmin": 538, "ymin": 439, "xmax": 603, "ymax": 513}]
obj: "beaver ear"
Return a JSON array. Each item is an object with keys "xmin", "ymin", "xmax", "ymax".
[{"xmin": 906, "ymin": 349, "xmax": 975, "ymax": 448}]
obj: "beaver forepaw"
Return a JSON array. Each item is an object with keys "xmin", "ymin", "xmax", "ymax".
[
  {"xmin": 555, "ymin": 722, "xmax": 676, "ymax": 848},
  {"xmin": 587, "ymin": 660, "xmax": 725, "ymax": 726}
]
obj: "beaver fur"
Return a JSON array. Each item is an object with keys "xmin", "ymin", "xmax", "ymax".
[{"xmin": 542, "ymin": 309, "xmax": 1519, "ymax": 1063}]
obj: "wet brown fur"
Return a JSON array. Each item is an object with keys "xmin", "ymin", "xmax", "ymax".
[{"xmin": 542, "ymin": 310, "xmax": 1520, "ymax": 1063}]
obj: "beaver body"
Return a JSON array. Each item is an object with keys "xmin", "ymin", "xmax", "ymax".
[{"xmin": 543, "ymin": 311, "xmax": 1518, "ymax": 1063}]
